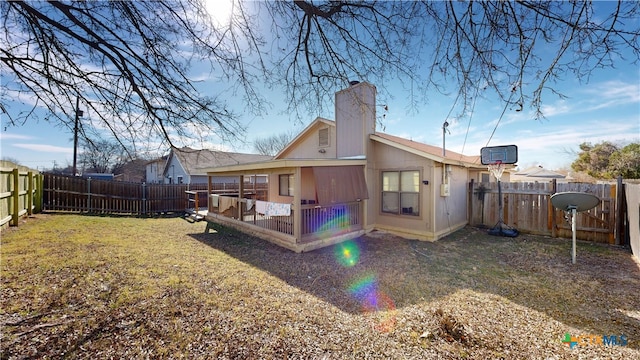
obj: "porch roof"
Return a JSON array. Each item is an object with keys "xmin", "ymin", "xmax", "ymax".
[{"xmin": 203, "ymin": 157, "xmax": 367, "ymax": 175}]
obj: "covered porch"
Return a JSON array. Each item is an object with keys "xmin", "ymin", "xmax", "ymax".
[{"xmin": 203, "ymin": 159, "xmax": 369, "ymax": 252}]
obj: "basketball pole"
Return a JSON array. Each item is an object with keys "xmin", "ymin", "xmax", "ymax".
[
  {"xmin": 497, "ymin": 177, "xmax": 502, "ymax": 222},
  {"xmin": 570, "ymin": 206, "xmax": 577, "ymax": 264}
]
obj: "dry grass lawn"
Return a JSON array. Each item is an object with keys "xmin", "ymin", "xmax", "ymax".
[{"xmin": 1, "ymin": 214, "xmax": 639, "ymax": 359}]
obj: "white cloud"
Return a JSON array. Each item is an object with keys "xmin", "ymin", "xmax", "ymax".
[
  {"xmin": 540, "ymin": 101, "xmax": 571, "ymax": 117},
  {"xmin": 13, "ymin": 143, "xmax": 73, "ymax": 154},
  {"xmin": 585, "ymin": 80, "xmax": 640, "ymax": 101},
  {"xmin": 0, "ymin": 133, "xmax": 34, "ymax": 140},
  {"xmin": 579, "ymin": 80, "xmax": 640, "ymax": 111}
]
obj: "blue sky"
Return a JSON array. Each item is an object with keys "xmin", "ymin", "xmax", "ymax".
[{"xmin": 2, "ymin": 2, "xmax": 639, "ymax": 172}]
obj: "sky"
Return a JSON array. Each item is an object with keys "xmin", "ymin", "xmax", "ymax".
[{"xmin": 2, "ymin": 2, "xmax": 639, "ymax": 172}]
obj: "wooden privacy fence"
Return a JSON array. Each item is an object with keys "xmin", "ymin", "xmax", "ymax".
[
  {"xmin": 469, "ymin": 180, "xmax": 620, "ymax": 244},
  {"xmin": 0, "ymin": 162, "xmax": 43, "ymax": 228},
  {"xmin": 42, "ymin": 173, "xmax": 267, "ymax": 215}
]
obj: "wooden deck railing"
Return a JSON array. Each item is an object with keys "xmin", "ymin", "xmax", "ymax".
[
  {"xmin": 209, "ymin": 196, "xmax": 362, "ymax": 239},
  {"xmin": 300, "ymin": 202, "xmax": 361, "ymax": 235}
]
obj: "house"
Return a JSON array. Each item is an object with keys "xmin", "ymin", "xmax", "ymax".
[
  {"xmin": 511, "ymin": 165, "xmax": 567, "ymax": 183},
  {"xmin": 162, "ymin": 147, "xmax": 272, "ymax": 184},
  {"xmin": 203, "ymin": 81, "xmax": 512, "ymax": 252},
  {"xmin": 113, "ymin": 159, "xmax": 147, "ymax": 182},
  {"xmin": 83, "ymin": 173, "xmax": 114, "ymax": 181},
  {"xmin": 145, "ymin": 156, "xmax": 168, "ymax": 184}
]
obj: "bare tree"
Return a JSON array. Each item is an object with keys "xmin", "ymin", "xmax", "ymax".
[
  {"xmin": 78, "ymin": 139, "xmax": 126, "ymax": 174},
  {"xmin": 266, "ymin": 1, "xmax": 640, "ymax": 119},
  {"xmin": 253, "ymin": 131, "xmax": 296, "ymax": 156},
  {"xmin": 2, "ymin": 1, "xmax": 639, "ymax": 154},
  {"xmin": 1, "ymin": 0, "xmax": 259, "ymax": 156}
]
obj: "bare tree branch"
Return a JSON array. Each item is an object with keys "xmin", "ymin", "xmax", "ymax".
[
  {"xmin": 2, "ymin": 0, "xmax": 260, "ymax": 157},
  {"xmin": 2, "ymin": 0, "xmax": 638, "ymax": 158}
]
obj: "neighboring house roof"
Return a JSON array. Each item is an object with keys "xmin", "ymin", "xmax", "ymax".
[
  {"xmin": 511, "ymin": 165, "xmax": 566, "ymax": 182},
  {"xmin": 147, "ymin": 156, "xmax": 168, "ymax": 168},
  {"xmin": 113, "ymin": 158, "xmax": 147, "ymax": 182},
  {"xmin": 170, "ymin": 147, "xmax": 273, "ymax": 176},
  {"xmin": 146, "ymin": 156, "xmax": 168, "ymax": 165},
  {"xmin": 371, "ymin": 132, "xmax": 490, "ymax": 169}
]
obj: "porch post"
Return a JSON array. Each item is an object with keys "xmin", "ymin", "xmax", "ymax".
[
  {"xmin": 207, "ymin": 174, "xmax": 212, "ymax": 213},
  {"xmin": 293, "ymin": 167, "xmax": 302, "ymax": 241}
]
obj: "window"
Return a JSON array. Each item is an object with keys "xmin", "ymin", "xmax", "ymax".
[
  {"xmin": 382, "ymin": 170, "xmax": 420, "ymax": 216},
  {"xmin": 279, "ymin": 174, "xmax": 294, "ymax": 196},
  {"xmin": 319, "ymin": 128, "xmax": 329, "ymax": 147},
  {"xmin": 481, "ymin": 173, "xmax": 490, "ymax": 183},
  {"xmin": 177, "ymin": 176, "xmax": 184, "ymax": 184}
]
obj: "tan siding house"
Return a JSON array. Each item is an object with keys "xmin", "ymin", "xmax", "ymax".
[{"xmin": 203, "ymin": 82, "xmax": 510, "ymax": 252}]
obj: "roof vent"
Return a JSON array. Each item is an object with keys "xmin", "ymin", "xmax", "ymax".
[{"xmin": 349, "ymin": 80, "xmax": 360, "ymax": 86}]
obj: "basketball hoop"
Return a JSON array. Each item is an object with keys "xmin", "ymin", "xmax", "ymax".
[
  {"xmin": 487, "ymin": 160, "xmax": 504, "ymax": 181},
  {"xmin": 481, "ymin": 145, "xmax": 519, "ymax": 237}
]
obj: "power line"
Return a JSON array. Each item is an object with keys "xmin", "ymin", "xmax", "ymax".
[
  {"xmin": 459, "ymin": 84, "xmax": 480, "ymax": 161},
  {"xmin": 484, "ymin": 91, "xmax": 515, "ymax": 148}
]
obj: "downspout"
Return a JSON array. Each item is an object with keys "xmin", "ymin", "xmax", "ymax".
[{"xmin": 431, "ymin": 165, "xmax": 437, "ymax": 237}]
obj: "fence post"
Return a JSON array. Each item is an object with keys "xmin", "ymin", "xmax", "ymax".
[
  {"xmin": 27, "ymin": 171, "xmax": 33, "ymax": 215},
  {"xmin": 550, "ymin": 178, "xmax": 557, "ymax": 238},
  {"xmin": 11, "ymin": 168, "xmax": 19, "ymax": 226},
  {"xmin": 616, "ymin": 175, "xmax": 623, "ymax": 245},
  {"xmin": 87, "ymin": 177, "xmax": 91, "ymax": 213},
  {"xmin": 142, "ymin": 182, "xmax": 147, "ymax": 215},
  {"xmin": 35, "ymin": 173, "xmax": 43, "ymax": 213}
]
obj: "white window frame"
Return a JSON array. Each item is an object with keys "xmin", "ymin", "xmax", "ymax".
[{"xmin": 381, "ymin": 170, "xmax": 420, "ymax": 216}]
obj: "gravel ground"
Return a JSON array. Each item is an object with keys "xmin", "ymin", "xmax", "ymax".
[{"xmin": 1, "ymin": 214, "xmax": 639, "ymax": 359}]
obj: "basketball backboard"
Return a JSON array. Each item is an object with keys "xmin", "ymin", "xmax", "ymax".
[{"xmin": 480, "ymin": 145, "xmax": 518, "ymax": 165}]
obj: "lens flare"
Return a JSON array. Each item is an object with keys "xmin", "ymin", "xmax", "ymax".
[
  {"xmin": 316, "ymin": 211, "xmax": 351, "ymax": 233},
  {"xmin": 347, "ymin": 274, "xmax": 397, "ymax": 333},
  {"xmin": 334, "ymin": 240, "xmax": 360, "ymax": 267},
  {"xmin": 368, "ymin": 291, "xmax": 397, "ymax": 333},
  {"xmin": 347, "ymin": 274, "xmax": 377, "ymax": 301}
]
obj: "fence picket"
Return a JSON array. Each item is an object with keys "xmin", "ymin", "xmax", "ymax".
[
  {"xmin": 40, "ymin": 174, "xmax": 623, "ymax": 244},
  {"xmin": 0, "ymin": 163, "xmax": 42, "ymax": 228},
  {"xmin": 42, "ymin": 173, "xmax": 266, "ymax": 216},
  {"xmin": 470, "ymin": 180, "xmax": 617, "ymax": 243}
]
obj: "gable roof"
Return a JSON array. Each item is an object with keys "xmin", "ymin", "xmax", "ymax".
[
  {"xmin": 371, "ymin": 132, "xmax": 488, "ymax": 169},
  {"xmin": 512, "ymin": 166, "xmax": 566, "ymax": 180},
  {"xmin": 146, "ymin": 156, "xmax": 168, "ymax": 165},
  {"xmin": 275, "ymin": 117, "xmax": 335, "ymax": 159},
  {"xmin": 170, "ymin": 147, "xmax": 273, "ymax": 176}
]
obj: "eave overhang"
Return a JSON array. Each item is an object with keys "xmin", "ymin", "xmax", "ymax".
[{"xmin": 204, "ymin": 158, "xmax": 367, "ymax": 176}]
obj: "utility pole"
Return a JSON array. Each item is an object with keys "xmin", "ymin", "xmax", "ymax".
[
  {"xmin": 72, "ymin": 97, "xmax": 82, "ymax": 176},
  {"xmin": 442, "ymin": 121, "xmax": 450, "ymax": 157}
]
